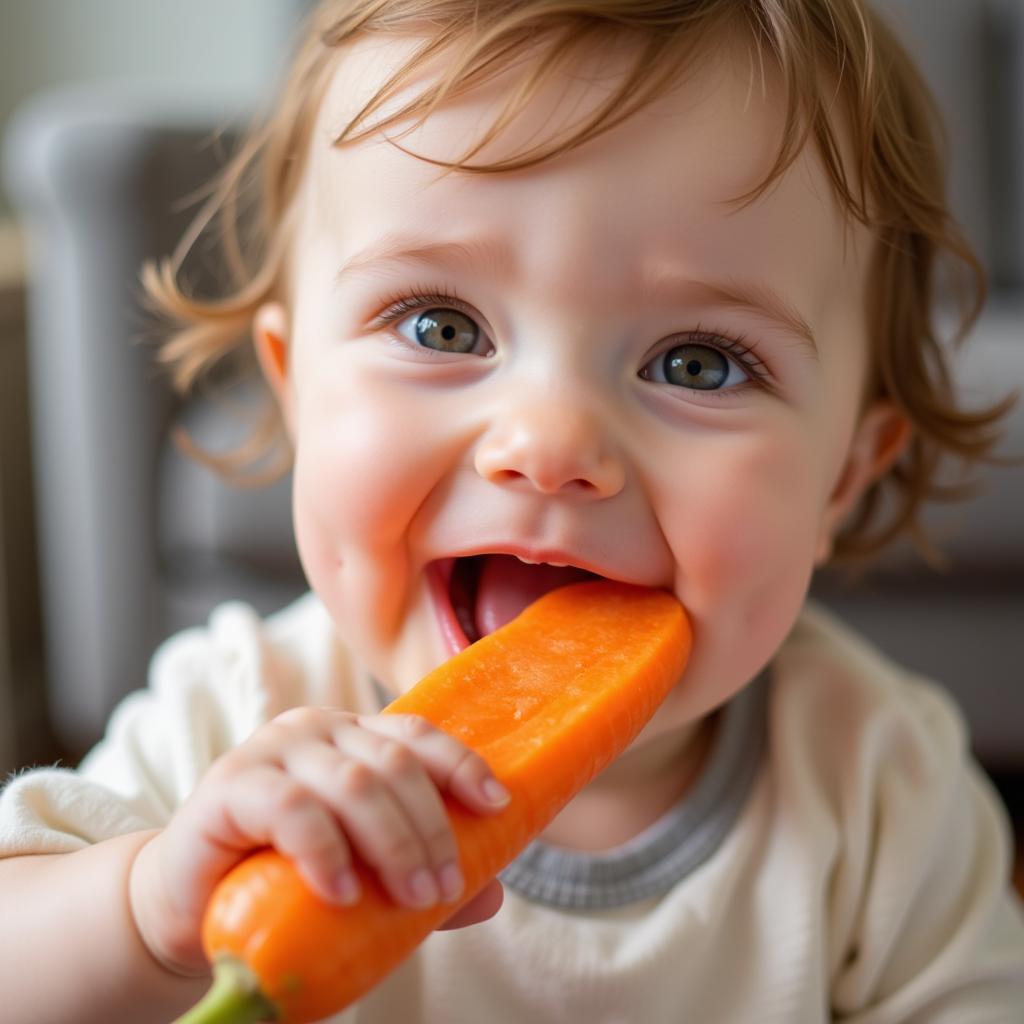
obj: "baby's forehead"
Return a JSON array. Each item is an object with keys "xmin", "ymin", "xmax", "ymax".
[{"xmin": 300, "ymin": 30, "xmax": 872, "ymax": 329}]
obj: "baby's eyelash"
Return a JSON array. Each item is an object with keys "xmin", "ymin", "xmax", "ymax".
[{"xmin": 369, "ymin": 286, "xmax": 476, "ymax": 329}]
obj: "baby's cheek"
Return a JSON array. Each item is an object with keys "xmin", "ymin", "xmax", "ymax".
[
  {"xmin": 287, "ymin": 403, "xmax": 407, "ymax": 625},
  {"xmin": 293, "ymin": 403, "xmax": 421, "ymax": 542},
  {"xmin": 653, "ymin": 456, "xmax": 819, "ymax": 721},
  {"xmin": 664, "ymin": 437, "xmax": 822, "ymax": 629}
]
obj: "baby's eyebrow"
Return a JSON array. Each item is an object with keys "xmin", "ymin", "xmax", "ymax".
[
  {"xmin": 336, "ymin": 231, "xmax": 517, "ymax": 285},
  {"xmin": 640, "ymin": 269, "xmax": 818, "ymax": 355},
  {"xmin": 336, "ymin": 230, "xmax": 817, "ymax": 356}
]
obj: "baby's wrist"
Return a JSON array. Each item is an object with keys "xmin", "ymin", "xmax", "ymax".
[{"xmin": 127, "ymin": 830, "xmax": 211, "ymax": 980}]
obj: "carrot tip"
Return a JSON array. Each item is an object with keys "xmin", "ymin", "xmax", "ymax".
[{"xmin": 172, "ymin": 955, "xmax": 279, "ymax": 1024}]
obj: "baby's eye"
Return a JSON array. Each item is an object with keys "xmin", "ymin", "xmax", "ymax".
[
  {"xmin": 393, "ymin": 306, "xmax": 491, "ymax": 356},
  {"xmin": 639, "ymin": 342, "xmax": 751, "ymax": 392}
]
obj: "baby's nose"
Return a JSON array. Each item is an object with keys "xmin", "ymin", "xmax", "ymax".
[{"xmin": 473, "ymin": 395, "xmax": 625, "ymax": 498}]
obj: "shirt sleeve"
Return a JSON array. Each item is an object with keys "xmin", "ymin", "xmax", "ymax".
[
  {"xmin": 0, "ymin": 601, "xmax": 288, "ymax": 858},
  {"xmin": 828, "ymin": 673, "xmax": 1024, "ymax": 1022}
]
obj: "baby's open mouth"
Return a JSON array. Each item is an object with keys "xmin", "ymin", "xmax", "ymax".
[{"xmin": 431, "ymin": 554, "xmax": 600, "ymax": 651}]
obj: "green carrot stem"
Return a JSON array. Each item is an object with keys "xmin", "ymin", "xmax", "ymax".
[{"xmin": 173, "ymin": 956, "xmax": 279, "ymax": 1024}]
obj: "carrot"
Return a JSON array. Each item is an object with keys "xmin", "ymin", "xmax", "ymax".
[{"xmin": 175, "ymin": 580, "xmax": 691, "ymax": 1024}]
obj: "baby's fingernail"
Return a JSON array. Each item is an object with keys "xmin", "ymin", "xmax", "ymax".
[
  {"xmin": 482, "ymin": 778, "xmax": 511, "ymax": 806},
  {"xmin": 335, "ymin": 869, "xmax": 361, "ymax": 906},
  {"xmin": 438, "ymin": 861, "xmax": 464, "ymax": 903},
  {"xmin": 406, "ymin": 867, "xmax": 439, "ymax": 907}
]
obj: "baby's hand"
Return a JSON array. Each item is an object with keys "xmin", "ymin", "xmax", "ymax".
[{"xmin": 129, "ymin": 708, "xmax": 511, "ymax": 975}]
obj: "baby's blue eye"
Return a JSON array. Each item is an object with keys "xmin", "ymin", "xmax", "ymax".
[
  {"xmin": 401, "ymin": 307, "xmax": 481, "ymax": 354},
  {"xmin": 641, "ymin": 343, "xmax": 750, "ymax": 391}
]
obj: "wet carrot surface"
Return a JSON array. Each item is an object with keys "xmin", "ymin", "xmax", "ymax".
[{"xmin": 177, "ymin": 581, "xmax": 691, "ymax": 1024}]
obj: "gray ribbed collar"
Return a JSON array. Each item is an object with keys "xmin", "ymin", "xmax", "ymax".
[{"xmin": 371, "ymin": 670, "xmax": 769, "ymax": 910}]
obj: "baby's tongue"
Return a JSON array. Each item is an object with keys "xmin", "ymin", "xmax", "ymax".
[{"xmin": 474, "ymin": 554, "xmax": 597, "ymax": 636}]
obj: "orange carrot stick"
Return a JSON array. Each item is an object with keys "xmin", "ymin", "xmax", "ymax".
[{"xmin": 175, "ymin": 581, "xmax": 691, "ymax": 1024}]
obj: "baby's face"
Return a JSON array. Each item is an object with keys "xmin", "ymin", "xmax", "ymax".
[{"xmin": 260, "ymin": 33, "xmax": 900, "ymax": 744}]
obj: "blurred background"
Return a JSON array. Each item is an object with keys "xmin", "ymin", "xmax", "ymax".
[
  {"xmin": 0, "ymin": 0, "xmax": 308, "ymax": 775},
  {"xmin": 0, "ymin": 1, "xmax": 1021, "ymax": 893}
]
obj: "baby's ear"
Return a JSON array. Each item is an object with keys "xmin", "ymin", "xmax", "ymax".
[
  {"xmin": 254, "ymin": 301, "xmax": 294, "ymax": 434},
  {"xmin": 815, "ymin": 399, "xmax": 911, "ymax": 565}
]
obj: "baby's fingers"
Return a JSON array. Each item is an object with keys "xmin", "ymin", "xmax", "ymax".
[
  {"xmin": 287, "ymin": 740, "xmax": 452, "ymax": 909},
  {"xmin": 355, "ymin": 713, "xmax": 511, "ymax": 813},
  {"xmin": 218, "ymin": 768, "xmax": 358, "ymax": 906}
]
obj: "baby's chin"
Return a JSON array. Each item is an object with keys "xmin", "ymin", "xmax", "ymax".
[{"xmin": 630, "ymin": 685, "xmax": 707, "ymax": 743}]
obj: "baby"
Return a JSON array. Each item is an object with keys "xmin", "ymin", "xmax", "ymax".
[{"xmin": 2, "ymin": 0, "xmax": 1024, "ymax": 1021}]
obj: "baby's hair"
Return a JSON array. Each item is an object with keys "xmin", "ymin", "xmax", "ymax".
[{"xmin": 143, "ymin": 0, "xmax": 1014, "ymax": 565}]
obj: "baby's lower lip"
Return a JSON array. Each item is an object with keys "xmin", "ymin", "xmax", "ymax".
[{"xmin": 426, "ymin": 559, "xmax": 471, "ymax": 657}]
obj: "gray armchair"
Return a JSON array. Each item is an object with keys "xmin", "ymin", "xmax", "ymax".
[{"xmin": 3, "ymin": 1, "xmax": 1023, "ymax": 765}]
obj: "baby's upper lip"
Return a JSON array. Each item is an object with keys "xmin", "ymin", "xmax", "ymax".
[{"xmin": 433, "ymin": 543, "xmax": 658, "ymax": 588}]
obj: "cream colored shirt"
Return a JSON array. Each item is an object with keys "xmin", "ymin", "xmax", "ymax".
[{"xmin": 2, "ymin": 593, "xmax": 1023, "ymax": 1022}]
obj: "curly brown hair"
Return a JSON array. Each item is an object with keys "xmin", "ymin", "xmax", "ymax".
[{"xmin": 142, "ymin": 0, "xmax": 1015, "ymax": 565}]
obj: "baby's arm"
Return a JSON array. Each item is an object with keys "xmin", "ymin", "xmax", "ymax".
[
  {"xmin": 0, "ymin": 831, "xmax": 210, "ymax": 1023},
  {"xmin": 0, "ymin": 708, "xmax": 509, "ymax": 1024}
]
